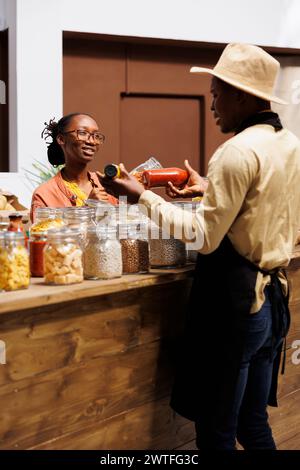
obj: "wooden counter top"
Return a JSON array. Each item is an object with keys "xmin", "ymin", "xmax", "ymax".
[
  {"xmin": 0, "ymin": 266, "xmax": 195, "ymax": 315},
  {"xmin": 1, "ymin": 245, "xmax": 300, "ymax": 316}
]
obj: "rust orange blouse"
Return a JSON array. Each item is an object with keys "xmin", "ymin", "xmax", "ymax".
[{"xmin": 30, "ymin": 171, "xmax": 118, "ymax": 222}]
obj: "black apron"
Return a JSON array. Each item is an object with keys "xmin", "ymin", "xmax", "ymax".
[{"xmin": 170, "ymin": 113, "xmax": 290, "ymax": 422}]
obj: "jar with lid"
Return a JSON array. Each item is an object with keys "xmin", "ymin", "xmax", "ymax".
[
  {"xmin": 119, "ymin": 220, "xmax": 149, "ymax": 274},
  {"xmin": 84, "ymin": 199, "xmax": 117, "ymax": 225},
  {"xmin": 44, "ymin": 227, "xmax": 83, "ymax": 285},
  {"xmin": 172, "ymin": 201, "xmax": 200, "ymax": 263},
  {"xmin": 31, "ymin": 207, "xmax": 65, "ymax": 233},
  {"xmin": 149, "ymin": 222, "xmax": 186, "ymax": 268},
  {"xmin": 30, "ymin": 207, "xmax": 65, "ymax": 277},
  {"xmin": 83, "ymin": 225, "xmax": 122, "ymax": 279},
  {"xmin": 62, "ymin": 207, "xmax": 95, "ymax": 246},
  {"xmin": 0, "ymin": 232, "xmax": 30, "ymax": 291}
]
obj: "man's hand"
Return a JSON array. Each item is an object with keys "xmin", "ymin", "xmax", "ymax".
[
  {"xmin": 97, "ymin": 164, "xmax": 145, "ymax": 204},
  {"xmin": 166, "ymin": 159, "xmax": 208, "ymax": 199}
]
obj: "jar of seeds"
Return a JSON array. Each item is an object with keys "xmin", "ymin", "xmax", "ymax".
[
  {"xmin": 83, "ymin": 225, "xmax": 122, "ymax": 280},
  {"xmin": 119, "ymin": 221, "xmax": 149, "ymax": 274},
  {"xmin": 44, "ymin": 227, "xmax": 83, "ymax": 285},
  {"xmin": 149, "ymin": 222, "xmax": 186, "ymax": 268}
]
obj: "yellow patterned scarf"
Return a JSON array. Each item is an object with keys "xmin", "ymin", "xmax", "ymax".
[{"xmin": 62, "ymin": 180, "xmax": 88, "ymax": 206}]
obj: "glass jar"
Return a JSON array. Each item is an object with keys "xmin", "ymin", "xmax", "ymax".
[
  {"xmin": 84, "ymin": 199, "xmax": 117, "ymax": 225},
  {"xmin": 62, "ymin": 207, "xmax": 95, "ymax": 246},
  {"xmin": 119, "ymin": 221, "xmax": 149, "ymax": 274},
  {"xmin": 29, "ymin": 231, "xmax": 47, "ymax": 277},
  {"xmin": 83, "ymin": 225, "xmax": 122, "ymax": 280},
  {"xmin": 31, "ymin": 207, "xmax": 65, "ymax": 233},
  {"xmin": 149, "ymin": 222, "xmax": 186, "ymax": 268},
  {"xmin": 0, "ymin": 232, "xmax": 30, "ymax": 291},
  {"xmin": 44, "ymin": 227, "xmax": 83, "ymax": 285},
  {"xmin": 172, "ymin": 201, "xmax": 200, "ymax": 264}
]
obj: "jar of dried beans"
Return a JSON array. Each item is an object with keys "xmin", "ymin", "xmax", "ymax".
[
  {"xmin": 83, "ymin": 225, "xmax": 122, "ymax": 280},
  {"xmin": 119, "ymin": 221, "xmax": 149, "ymax": 274},
  {"xmin": 44, "ymin": 227, "xmax": 83, "ymax": 285}
]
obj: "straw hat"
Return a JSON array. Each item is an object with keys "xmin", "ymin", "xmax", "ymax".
[{"xmin": 190, "ymin": 43, "xmax": 287, "ymax": 105}]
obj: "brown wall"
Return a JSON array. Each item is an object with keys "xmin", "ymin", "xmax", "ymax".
[
  {"xmin": 63, "ymin": 36, "xmax": 229, "ymax": 180},
  {"xmin": 0, "ymin": 29, "xmax": 9, "ymax": 172}
]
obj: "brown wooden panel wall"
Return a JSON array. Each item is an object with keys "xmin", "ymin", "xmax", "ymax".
[
  {"xmin": 0, "ymin": 29, "xmax": 9, "ymax": 172},
  {"xmin": 63, "ymin": 36, "xmax": 229, "ymax": 178}
]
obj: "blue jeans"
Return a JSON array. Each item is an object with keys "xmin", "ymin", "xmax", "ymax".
[{"xmin": 196, "ymin": 289, "xmax": 282, "ymax": 450}]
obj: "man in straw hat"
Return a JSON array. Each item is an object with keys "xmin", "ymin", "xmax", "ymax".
[{"xmin": 100, "ymin": 43, "xmax": 300, "ymax": 450}]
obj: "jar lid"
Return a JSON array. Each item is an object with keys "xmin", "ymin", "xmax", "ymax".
[
  {"xmin": 84, "ymin": 199, "xmax": 114, "ymax": 208},
  {"xmin": 35, "ymin": 207, "xmax": 59, "ymax": 217},
  {"xmin": 63, "ymin": 207, "xmax": 95, "ymax": 221},
  {"xmin": 95, "ymin": 224, "xmax": 117, "ymax": 236},
  {"xmin": 4, "ymin": 231, "xmax": 25, "ymax": 240},
  {"xmin": 47, "ymin": 227, "xmax": 82, "ymax": 239}
]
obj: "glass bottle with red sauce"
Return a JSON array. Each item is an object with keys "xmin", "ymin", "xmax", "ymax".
[
  {"xmin": 8, "ymin": 213, "xmax": 28, "ymax": 247},
  {"xmin": 142, "ymin": 168, "xmax": 189, "ymax": 189}
]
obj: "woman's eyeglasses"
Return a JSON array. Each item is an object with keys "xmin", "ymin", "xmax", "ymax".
[{"xmin": 63, "ymin": 129, "xmax": 105, "ymax": 144}]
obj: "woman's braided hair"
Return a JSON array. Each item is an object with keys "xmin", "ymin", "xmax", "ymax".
[{"xmin": 41, "ymin": 113, "xmax": 92, "ymax": 166}]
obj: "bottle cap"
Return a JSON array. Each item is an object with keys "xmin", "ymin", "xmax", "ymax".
[{"xmin": 104, "ymin": 164, "xmax": 120, "ymax": 179}]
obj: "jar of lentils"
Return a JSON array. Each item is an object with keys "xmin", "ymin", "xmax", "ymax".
[
  {"xmin": 119, "ymin": 221, "xmax": 149, "ymax": 274},
  {"xmin": 44, "ymin": 227, "xmax": 83, "ymax": 285},
  {"xmin": 83, "ymin": 225, "xmax": 122, "ymax": 280}
]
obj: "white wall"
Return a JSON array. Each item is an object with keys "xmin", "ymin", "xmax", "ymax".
[
  {"xmin": 0, "ymin": 0, "xmax": 6, "ymax": 30},
  {"xmin": 2, "ymin": 0, "xmax": 300, "ymax": 207}
]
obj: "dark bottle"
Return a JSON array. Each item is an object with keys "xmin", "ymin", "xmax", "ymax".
[{"xmin": 104, "ymin": 164, "xmax": 121, "ymax": 179}]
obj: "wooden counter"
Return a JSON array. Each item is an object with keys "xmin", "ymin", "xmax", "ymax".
[{"xmin": 0, "ymin": 256, "xmax": 299, "ymax": 450}]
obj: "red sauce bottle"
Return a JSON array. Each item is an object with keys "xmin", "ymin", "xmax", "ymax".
[
  {"xmin": 142, "ymin": 168, "xmax": 189, "ymax": 189},
  {"xmin": 29, "ymin": 232, "xmax": 47, "ymax": 277}
]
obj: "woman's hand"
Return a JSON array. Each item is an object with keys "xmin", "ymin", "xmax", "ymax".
[
  {"xmin": 97, "ymin": 164, "xmax": 145, "ymax": 204},
  {"xmin": 87, "ymin": 186, "xmax": 110, "ymax": 202},
  {"xmin": 166, "ymin": 160, "xmax": 208, "ymax": 199}
]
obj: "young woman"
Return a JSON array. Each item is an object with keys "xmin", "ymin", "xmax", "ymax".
[{"xmin": 30, "ymin": 112, "xmax": 117, "ymax": 221}]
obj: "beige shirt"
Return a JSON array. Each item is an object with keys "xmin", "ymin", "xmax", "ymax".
[{"xmin": 139, "ymin": 124, "xmax": 300, "ymax": 312}]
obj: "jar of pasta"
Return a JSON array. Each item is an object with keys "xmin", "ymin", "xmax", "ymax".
[
  {"xmin": 44, "ymin": 227, "xmax": 83, "ymax": 285},
  {"xmin": 0, "ymin": 232, "xmax": 30, "ymax": 291},
  {"xmin": 31, "ymin": 207, "xmax": 64, "ymax": 233},
  {"xmin": 84, "ymin": 225, "xmax": 122, "ymax": 280}
]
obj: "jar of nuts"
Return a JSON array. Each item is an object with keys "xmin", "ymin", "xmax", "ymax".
[
  {"xmin": 44, "ymin": 227, "xmax": 83, "ymax": 285},
  {"xmin": 119, "ymin": 221, "xmax": 149, "ymax": 274},
  {"xmin": 83, "ymin": 225, "xmax": 122, "ymax": 280},
  {"xmin": 0, "ymin": 232, "xmax": 30, "ymax": 291}
]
